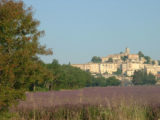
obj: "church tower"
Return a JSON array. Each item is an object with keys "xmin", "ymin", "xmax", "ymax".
[{"xmin": 125, "ymin": 48, "xmax": 130, "ymax": 55}]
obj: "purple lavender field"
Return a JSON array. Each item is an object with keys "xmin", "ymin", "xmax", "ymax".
[{"xmin": 17, "ymin": 86, "xmax": 160, "ymax": 110}]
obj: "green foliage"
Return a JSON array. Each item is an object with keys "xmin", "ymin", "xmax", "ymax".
[
  {"xmin": 138, "ymin": 51, "xmax": 145, "ymax": 58},
  {"xmin": 107, "ymin": 58, "xmax": 113, "ymax": 62},
  {"xmin": 152, "ymin": 61, "xmax": 156, "ymax": 65},
  {"xmin": 121, "ymin": 79, "xmax": 132, "ymax": 86},
  {"xmin": 46, "ymin": 59, "xmax": 93, "ymax": 90},
  {"xmin": 132, "ymin": 70, "xmax": 157, "ymax": 85},
  {"xmin": 91, "ymin": 56, "xmax": 102, "ymax": 63},
  {"xmin": 0, "ymin": 0, "xmax": 52, "ymax": 113},
  {"xmin": 0, "ymin": 86, "xmax": 25, "ymax": 113},
  {"xmin": 90, "ymin": 75, "xmax": 106, "ymax": 87},
  {"xmin": 46, "ymin": 60, "xmax": 121, "ymax": 90},
  {"xmin": 121, "ymin": 56, "xmax": 128, "ymax": 61},
  {"xmin": 90, "ymin": 76, "xmax": 121, "ymax": 87},
  {"xmin": 144, "ymin": 56, "xmax": 151, "ymax": 64},
  {"xmin": 113, "ymin": 68, "xmax": 122, "ymax": 75},
  {"xmin": 0, "ymin": 111, "xmax": 20, "ymax": 120},
  {"xmin": 138, "ymin": 51, "xmax": 152, "ymax": 64},
  {"xmin": 105, "ymin": 77, "xmax": 121, "ymax": 86}
]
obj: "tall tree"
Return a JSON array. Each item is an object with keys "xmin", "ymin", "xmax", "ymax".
[{"xmin": 0, "ymin": 0, "xmax": 52, "ymax": 112}]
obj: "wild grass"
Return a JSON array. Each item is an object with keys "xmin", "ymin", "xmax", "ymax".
[{"xmin": 14, "ymin": 101, "xmax": 158, "ymax": 120}]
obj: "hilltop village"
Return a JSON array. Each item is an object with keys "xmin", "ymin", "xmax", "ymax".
[{"xmin": 72, "ymin": 48, "xmax": 160, "ymax": 81}]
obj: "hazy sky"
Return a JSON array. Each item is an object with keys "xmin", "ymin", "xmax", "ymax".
[{"xmin": 23, "ymin": 0, "xmax": 160, "ymax": 64}]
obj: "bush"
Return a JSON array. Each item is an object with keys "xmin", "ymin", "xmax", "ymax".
[
  {"xmin": 91, "ymin": 56, "xmax": 102, "ymax": 63},
  {"xmin": 106, "ymin": 76, "xmax": 121, "ymax": 86}
]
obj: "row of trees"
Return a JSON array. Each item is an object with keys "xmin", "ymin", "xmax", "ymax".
[
  {"xmin": 132, "ymin": 70, "xmax": 157, "ymax": 85},
  {"xmin": 45, "ymin": 60, "xmax": 121, "ymax": 90},
  {"xmin": 90, "ymin": 75, "xmax": 121, "ymax": 87},
  {"xmin": 46, "ymin": 60, "xmax": 92, "ymax": 90}
]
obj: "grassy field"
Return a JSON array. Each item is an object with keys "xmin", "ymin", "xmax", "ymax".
[{"xmin": 11, "ymin": 86, "xmax": 160, "ymax": 120}]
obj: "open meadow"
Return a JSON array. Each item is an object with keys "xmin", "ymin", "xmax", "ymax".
[{"xmin": 13, "ymin": 86, "xmax": 160, "ymax": 120}]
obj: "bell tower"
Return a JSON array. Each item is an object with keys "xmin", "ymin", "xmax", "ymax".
[{"xmin": 125, "ymin": 48, "xmax": 130, "ymax": 55}]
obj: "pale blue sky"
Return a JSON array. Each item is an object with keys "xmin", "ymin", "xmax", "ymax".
[{"xmin": 23, "ymin": 0, "xmax": 160, "ymax": 64}]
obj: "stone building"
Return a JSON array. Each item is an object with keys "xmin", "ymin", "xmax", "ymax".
[{"xmin": 72, "ymin": 48, "xmax": 160, "ymax": 80}]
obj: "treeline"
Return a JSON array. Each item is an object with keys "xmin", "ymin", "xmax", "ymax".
[
  {"xmin": 45, "ymin": 60, "xmax": 92, "ymax": 90},
  {"xmin": 39, "ymin": 59, "xmax": 121, "ymax": 91}
]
